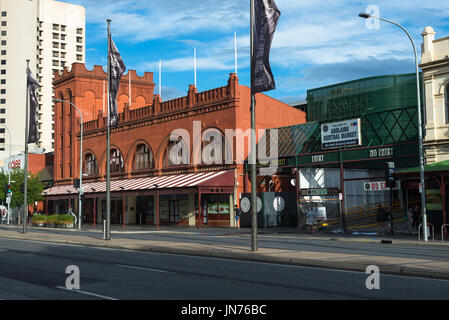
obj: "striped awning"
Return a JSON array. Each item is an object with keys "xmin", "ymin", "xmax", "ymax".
[{"xmin": 43, "ymin": 170, "xmax": 234, "ymax": 196}]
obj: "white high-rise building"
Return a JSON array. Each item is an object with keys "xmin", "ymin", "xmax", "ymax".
[{"xmin": 0, "ymin": 0, "xmax": 85, "ymax": 162}]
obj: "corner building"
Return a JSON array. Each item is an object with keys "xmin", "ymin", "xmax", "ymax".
[{"xmin": 43, "ymin": 63, "xmax": 305, "ymax": 227}]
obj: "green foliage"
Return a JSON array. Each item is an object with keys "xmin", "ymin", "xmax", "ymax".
[
  {"xmin": 31, "ymin": 214, "xmax": 47, "ymax": 224},
  {"xmin": 55, "ymin": 214, "xmax": 74, "ymax": 224},
  {"xmin": 31, "ymin": 214, "xmax": 74, "ymax": 226},
  {"xmin": 8, "ymin": 169, "xmax": 45, "ymax": 209},
  {"xmin": 0, "ymin": 173, "xmax": 7, "ymax": 203}
]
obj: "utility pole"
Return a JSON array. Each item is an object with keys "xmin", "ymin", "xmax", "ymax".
[
  {"xmin": 249, "ymin": 0, "xmax": 258, "ymax": 251},
  {"xmin": 23, "ymin": 59, "xmax": 30, "ymax": 234},
  {"xmin": 105, "ymin": 19, "xmax": 111, "ymax": 240}
]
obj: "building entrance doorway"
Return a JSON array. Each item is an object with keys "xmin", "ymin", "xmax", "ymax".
[
  {"xmin": 101, "ymin": 198, "xmax": 123, "ymax": 224},
  {"xmin": 169, "ymin": 200, "xmax": 179, "ymax": 223}
]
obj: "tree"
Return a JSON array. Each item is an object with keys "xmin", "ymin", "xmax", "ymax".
[
  {"xmin": 9, "ymin": 169, "xmax": 44, "ymax": 209},
  {"xmin": 0, "ymin": 172, "xmax": 7, "ymax": 203}
]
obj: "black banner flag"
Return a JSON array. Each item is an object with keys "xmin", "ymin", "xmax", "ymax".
[
  {"xmin": 27, "ymin": 68, "xmax": 39, "ymax": 144},
  {"xmin": 109, "ymin": 37, "xmax": 126, "ymax": 127},
  {"xmin": 252, "ymin": 0, "xmax": 280, "ymax": 94}
]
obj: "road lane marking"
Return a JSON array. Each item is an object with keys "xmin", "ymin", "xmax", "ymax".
[
  {"xmin": 116, "ymin": 264, "xmax": 175, "ymax": 274},
  {"xmin": 56, "ymin": 286, "xmax": 118, "ymax": 300}
]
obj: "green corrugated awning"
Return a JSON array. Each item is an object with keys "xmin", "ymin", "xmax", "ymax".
[
  {"xmin": 257, "ymin": 122, "xmax": 319, "ymax": 159},
  {"xmin": 395, "ymin": 159, "xmax": 449, "ymax": 175}
]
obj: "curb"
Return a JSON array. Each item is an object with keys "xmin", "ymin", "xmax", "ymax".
[{"xmin": 2, "ymin": 232, "xmax": 449, "ymax": 281}]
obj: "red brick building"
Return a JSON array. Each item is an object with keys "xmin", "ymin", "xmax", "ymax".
[{"xmin": 43, "ymin": 63, "xmax": 306, "ymax": 227}]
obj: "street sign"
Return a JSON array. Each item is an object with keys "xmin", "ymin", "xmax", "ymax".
[
  {"xmin": 364, "ymin": 181, "xmax": 400, "ymax": 191},
  {"xmin": 300, "ymin": 188, "xmax": 339, "ymax": 196}
]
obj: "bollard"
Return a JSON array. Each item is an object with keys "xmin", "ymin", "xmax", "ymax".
[{"xmin": 103, "ymin": 219, "xmax": 106, "ymax": 240}]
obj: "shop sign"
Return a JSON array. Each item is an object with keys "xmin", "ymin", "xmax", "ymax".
[
  {"xmin": 369, "ymin": 147, "xmax": 394, "ymax": 158},
  {"xmin": 256, "ymin": 157, "xmax": 290, "ymax": 168},
  {"xmin": 297, "ymin": 143, "xmax": 416, "ymax": 166},
  {"xmin": 364, "ymin": 181, "xmax": 389, "ymax": 191},
  {"xmin": 363, "ymin": 181, "xmax": 400, "ymax": 191},
  {"xmin": 426, "ymin": 189, "xmax": 443, "ymax": 210},
  {"xmin": 321, "ymin": 118, "xmax": 361, "ymax": 149},
  {"xmin": 207, "ymin": 203, "xmax": 230, "ymax": 214},
  {"xmin": 207, "ymin": 203, "xmax": 219, "ymax": 214},
  {"xmin": 300, "ymin": 188, "xmax": 339, "ymax": 196},
  {"xmin": 4, "ymin": 154, "xmax": 25, "ymax": 173}
]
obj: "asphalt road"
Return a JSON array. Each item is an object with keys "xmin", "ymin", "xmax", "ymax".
[
  {"xmin": 0, "ymin": 237, "xmax": 448, "ymax": 300},
  {"xmin": 7, "ymin": 225, "xmax": 449, "ymax": 263}
]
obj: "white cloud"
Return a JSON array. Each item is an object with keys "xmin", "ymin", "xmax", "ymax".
[{"xmin": 62, "ymin": 0, "xmax": 449, "ymax": 99}]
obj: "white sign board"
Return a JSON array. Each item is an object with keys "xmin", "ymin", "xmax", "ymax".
[
  {"xmin": 364, "ymin": 181, "xmax": 400, "ymax": 191},
  {"xmin": 321, "ymin": 118, "xmax": 362, "ymax": 149},
  {"xmin": 4, "ymin": 154, "xmax": 25, "ymax": 174},
  {"xmin": 314, "ymin": 207, "xmax": 327, "ymax": 221}
]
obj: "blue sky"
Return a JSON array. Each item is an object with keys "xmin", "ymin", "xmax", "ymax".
[{"xmin": 61, "ymin": 0, "xmax": 449, "ymax": 103}]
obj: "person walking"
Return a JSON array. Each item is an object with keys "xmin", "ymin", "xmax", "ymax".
[
  {"xmin": 234, "ymin": 205, "xmax": 241, "ymax": 229},
  {"xmin": 412, "ymin": 205, "xmax": 421, "ymax": 233},
  {"xmin": 376, "ymin": 205, "xmax": 390, "ymax": 235},
  {"xmin": 306, "ymin": 208, "xmax": 315, "ymax": 234},
  {"xmin": 406, "ymin": 206, "xmax": 415, "ymax": 234}
]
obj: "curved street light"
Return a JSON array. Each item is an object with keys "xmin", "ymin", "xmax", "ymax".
[
  {"xmin": 54, "ymin": 99, "xmax": 83, "ymax": 230},
  {"xmin": 359, "ymin": 13, "xmax": 428, "ymax": 241}
]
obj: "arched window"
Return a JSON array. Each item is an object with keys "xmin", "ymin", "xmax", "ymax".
[
  {"xmin": 163, "ymin": 139, "xmax": 189, "ymax": 168},
  {"xmin": 83, "ymin": 153, "xmax": 97, "ymax": 176},
  {"xmin": 110, "ymin": 148, "xmax": 124, "ymax": 173},
  {"xmin": 200, "ymin": 129, "xmax": 229, "ymax": 165},
  {"xmin": 133, "ymin": 144, "xmax": 153, "ymax": 171}
]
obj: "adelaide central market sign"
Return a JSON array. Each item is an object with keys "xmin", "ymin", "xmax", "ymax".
[{"xmin": 321, "ymin": 118, "xmax": 361, "ymax": 149}]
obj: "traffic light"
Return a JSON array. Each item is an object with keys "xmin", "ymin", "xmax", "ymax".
[
  {"xmin": 385, "ymin": 162, "xmax": 395, "ymax": 189},
  {"xmin": 7, "ymin": 184, "xmax": 11, "ymax": 193},
  {"xmin": 20, "ymin": 182, "xmax": 25, "ymax": 193},
  {"xmin": 73, "ymin": 178, "xmax": 80, "ymax": 189},
  {"xmin": 80, "ymin": 193, "xmax": 85, "ymax": 202}
]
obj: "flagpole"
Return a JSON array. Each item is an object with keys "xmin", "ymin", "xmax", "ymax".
[
  {"xmin": 194, "ymin": 47, "xmax": 197, "ymax": 87},
  {"xmin": 250, "ymin": 0, "xmax": 257, "ymax": 251},
  {"xmin": 159, "ymin": 60, "xmax": 162, "ymax": 97},
  {"xmin": 23, "ymin": 59, "xmax": 30, "ymax": 234},
  {"xmin": 105, "ymin": 19, "xmax": 111, "ymax": 240},
  {"xmin": 129, "ymin": 70, "xmax": 131, "ymax": 107},
  {"xmin": 235, "ymin": 31, "xmax": 238, "ymax": 76},
  {"xmin": 103, "ymin": 80, "xmax": 105, "ymax": 113}
]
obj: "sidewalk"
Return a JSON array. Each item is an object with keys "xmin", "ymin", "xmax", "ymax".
[{"xmin": 1, "ymin": 224, "xmax": 449, "ymax": 280}]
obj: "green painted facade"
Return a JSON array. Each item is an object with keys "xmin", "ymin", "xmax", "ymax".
[{"xmin": 259, "ymin": 73, "xmax": 422, "ymax": 169}]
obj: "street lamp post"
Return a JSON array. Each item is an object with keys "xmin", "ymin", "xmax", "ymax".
[
  {"xmin": 54, "ymin": 99, "xmax": 83, "ymax": 230},
  {"xmin": 359, "ymin": 12, "xmax": 428, "ymax": 241}
]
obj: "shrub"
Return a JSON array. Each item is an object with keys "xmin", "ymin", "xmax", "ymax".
[
  {"xmin": 31, "ymin": 214, "xmax": 46, "ymax": 224},
  {"xmin": 45, "ymin": 215, "xmax": 57, "ymax": 224},
  {"xmin": 55, "ymin": 214, "xmax": 75, "ymax": 225}
]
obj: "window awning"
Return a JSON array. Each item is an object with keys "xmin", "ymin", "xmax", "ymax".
[
  {"xmin": 43, "ymin": 170, "xmax": 235, "ymax": 196},
  {"xmin": 394, "ymin": 159, "xmax": 449, "ymax": 176}
]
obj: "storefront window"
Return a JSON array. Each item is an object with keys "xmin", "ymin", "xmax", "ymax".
[{"xmin": 196, "ymin": 194, "xmax": 230, "ymax": 225}]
